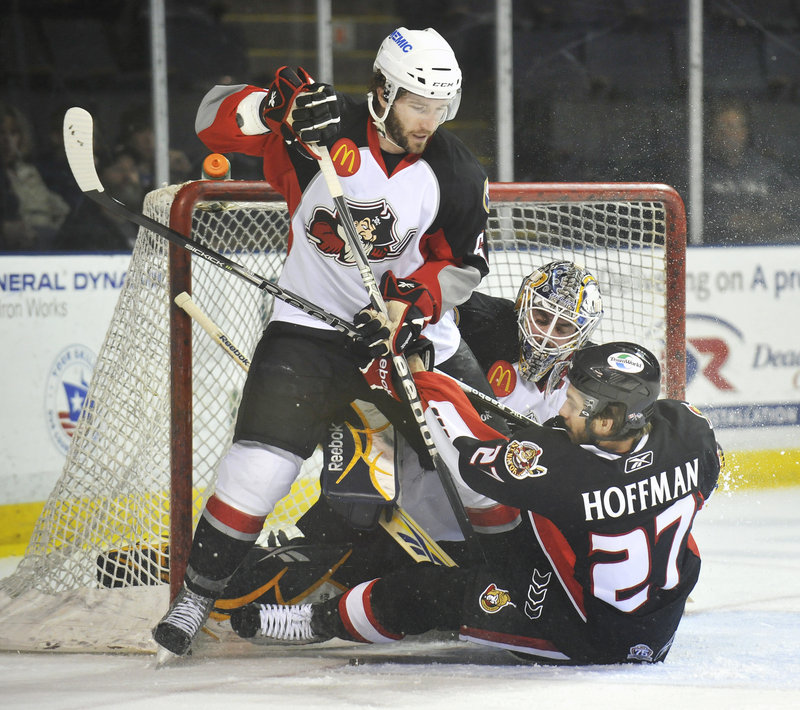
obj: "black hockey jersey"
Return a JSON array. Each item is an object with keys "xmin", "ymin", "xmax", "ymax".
[
  {"xmin": 454, "ymin": 291, "xmax": 519, "ymax": 370},
  {"xmin": 417, "ymin": 370, "xmax": 721, "ymax": 661}
]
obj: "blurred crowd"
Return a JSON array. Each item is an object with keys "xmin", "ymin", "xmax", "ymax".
[
  {"xmin": 2, "ymin": 0, "xmax": 799, "ymax": 251},
  {"xmin": 0, "ymin": 101, "xmax": 199, "ymax": 252}
]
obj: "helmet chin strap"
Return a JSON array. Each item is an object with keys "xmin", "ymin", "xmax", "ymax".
[
  {"xmin": 378, "ymin": 125, "xmax": 405, "ymax": 152},
  {"xmin": 368, "ymin": 92, "xmax": 394, "ymax": 142},
  {"xmin": 368, "ymin": 91, "xmax": 410, "ymax": 153}
]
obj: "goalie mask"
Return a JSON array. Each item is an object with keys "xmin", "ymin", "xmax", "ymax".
[
  {"xmin": 567, "ymin": 342, "xmax": 661, "ymax": 437},
  {"xmin": 514, "ymin": 261, "xmax": 603, "ymax": 383},
  {"xmin": 369, "ymin": 27, "xmax": 462, "ymax": 133}
]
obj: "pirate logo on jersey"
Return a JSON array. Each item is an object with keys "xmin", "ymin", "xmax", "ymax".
[
  {"xmin": 306, "ymin": 200, "xmax": 415, "ymax": 265},
  {"xmin": 479, "ymin": 583, "xmax": 515, "ymax": 614},
  {"xmin": 504, "ymin": 440, "xmax": 548, "ymax": 480}
]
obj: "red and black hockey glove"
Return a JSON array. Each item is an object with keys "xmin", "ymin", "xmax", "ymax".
[
  {"xmin": 353, "ymin": 271, "xmax": 435, "ymax": 359},
  {"xmin": 259, "ymin": 66, "xmax": 314, "ymax": 147}
]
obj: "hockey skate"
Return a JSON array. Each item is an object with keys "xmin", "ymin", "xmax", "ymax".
[
  {"xmin": 152, "ymin": 586, "xmax": 215, "ymax": 656},
  {"xmin": 230, "ymin": 603, "xmax": 328, "ymax": 644}
]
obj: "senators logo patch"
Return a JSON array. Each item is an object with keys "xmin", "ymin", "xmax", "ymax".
[
  {"xmin": 306, "ymin": 200, "xmax": 415, "ymax": 264},
  {"xmin": 504, "ymin": 440, "xmax": 548, "ymax": 479},
  {"xmin": 487, "ymin": 360, "xmax": 516, "ymax": 397},
  {"xmin": 479, "ymin": 583, "xmax": 515, "ymax": 613},
  {"xmin": 329, "ymin": 138, "xmax": 361, "ymax": 176}
]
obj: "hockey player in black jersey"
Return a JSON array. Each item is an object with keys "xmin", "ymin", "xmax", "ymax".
[{"xmin": 231, "ymin": 342, "xmax": 722, "ymax": 665}]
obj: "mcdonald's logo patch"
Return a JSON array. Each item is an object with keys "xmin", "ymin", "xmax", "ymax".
[
  {"xmin": 487, "ymin": 360, "xmax": 516, "ymax": 397},
  {"xmin": 330, "ymin": 138, "xmax": 361, "ymax": 176}
]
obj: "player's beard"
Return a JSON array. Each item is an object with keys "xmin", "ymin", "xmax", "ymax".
[{"xmin": 384, "ymin": 108, "xmax": 431, "ymax": 154}]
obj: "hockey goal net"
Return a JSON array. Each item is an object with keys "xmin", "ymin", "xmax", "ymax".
[{"xmin": 0, "ymin": 180, "xmax": 685, "ymax": 652}]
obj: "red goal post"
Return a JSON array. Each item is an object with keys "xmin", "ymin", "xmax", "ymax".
[{"xmin": 166, "ymin": 179, "xmax": 686, "ymax": 594}]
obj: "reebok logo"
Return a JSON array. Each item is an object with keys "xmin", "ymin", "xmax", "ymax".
[{"xmin": 624, "ymin": 450, "xmax": 654, "ymax": 473}]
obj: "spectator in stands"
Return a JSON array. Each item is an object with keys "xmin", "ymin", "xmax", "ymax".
[
  {"xmin": 703, "ymin": 97, "xmax": 800, "ymax": 245},
  {"xmin": 0, "ymin": 102, "xmax": 71, "ymax": 251},
  {"xmin": 116, "ymin": 103, "xmax": 194, "ymax": 193},
  {"xmin": 53, "ymin": 147, "xmax": 142, "ymax": 251}
]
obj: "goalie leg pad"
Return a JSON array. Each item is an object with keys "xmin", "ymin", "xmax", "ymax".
[
  {"xmin": 215, "ymin": 543, "xmax": 354, "ymax": 617},
  {"xmin": 321, "ymin": 400, "xmax": 398, "ymax": 530}
]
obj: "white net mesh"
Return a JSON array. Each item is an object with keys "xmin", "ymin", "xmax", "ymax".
[
  {"xmin": 0, "ymin": 182, "xmax": 683, "ymax": 649},
  {"xmin": 484, "ymin": 199, "xmax": 670, "ymax": 352}
]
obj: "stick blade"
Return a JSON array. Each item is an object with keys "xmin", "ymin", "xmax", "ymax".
[{"xmin": 63, "ymin": 107, "xmax": 103, "ymax": 194}]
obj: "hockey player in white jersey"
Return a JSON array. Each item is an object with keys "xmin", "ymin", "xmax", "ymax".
[{"xmin": 153, "ymin": 28, "xmax": 490, "ymax": 657}]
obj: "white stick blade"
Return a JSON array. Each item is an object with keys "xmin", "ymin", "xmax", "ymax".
[{"xmin": 63, "ymin": 107, "xmax": 104, "ymax": 193}]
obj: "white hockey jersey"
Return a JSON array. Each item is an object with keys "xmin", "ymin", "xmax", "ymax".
[{"xmin": 195, "ymin": 85, "xmax": 489, "ymax": 334}]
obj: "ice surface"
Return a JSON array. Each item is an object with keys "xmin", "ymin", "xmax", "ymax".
[{"xmin": 1, "ymin": 486, "xmax": 799, "ymax": 709}]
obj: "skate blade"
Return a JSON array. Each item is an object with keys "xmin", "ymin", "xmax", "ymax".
[{"xmin": 154, "ymin": 645, "xmax": 186, "ymax": 668}]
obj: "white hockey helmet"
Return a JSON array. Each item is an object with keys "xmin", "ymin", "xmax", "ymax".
[
  {"xmin": 369, "ymin": 27, "xmax": 462, "ymax": 130},
  {"xmin": 514, "ymin": 261, "xmax": 604, "ymax": 383}
]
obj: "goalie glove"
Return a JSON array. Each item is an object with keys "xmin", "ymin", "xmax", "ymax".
[{"xmin": 354, "ymin": 272, "xmax": 435, "ymax": 359}]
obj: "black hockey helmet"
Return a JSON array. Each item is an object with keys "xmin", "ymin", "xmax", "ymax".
[{"xmin": 567, "ymin": 342, "xmax": 661, "ymax": 434}]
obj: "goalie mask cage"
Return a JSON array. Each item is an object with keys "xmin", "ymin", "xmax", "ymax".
[{"xmin": 0, "ymin": 180, "xmax": 685, "ymax": 652}]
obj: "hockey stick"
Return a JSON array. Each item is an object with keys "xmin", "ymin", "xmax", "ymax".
[
  {"xmin": 175, "ymin": 292, "xmax": 251, "ymax": 372},
  {"xmin": 63, "ymin": 107, "xmax": 356, "ymax": 338},
  {"xmin": 437, "ymin": 371, "xmax": 536, "ymax": 428},
  {"xmin": 62, "ymin": 109, "xmax": 530, "ymax": 430},
  {"xmin": 175, "ymin": 291, "xmax": 456, "ymax": 567},
  {"xmin": 314, "ymin": 144, "xmax": 485, "ymax": 562}
]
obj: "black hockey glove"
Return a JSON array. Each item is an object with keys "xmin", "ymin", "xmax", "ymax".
[
  {"xmin": 291, "ymin": 84, "xmax": 340, "ymax": 145},
  {"xmin": 353, "ymin": 271, "xmax": 435, "ymax": 359},
  {"xmin": 259, "ymin": 66, "xmax": 315, "ymax": 147},
  {"xmin": 405, "ymin": 335, "xmax": 435, "ymax": 372}
]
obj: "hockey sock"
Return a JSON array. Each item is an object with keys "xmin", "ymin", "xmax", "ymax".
[
  {"xmin": 315, "ymin": 580, "xmax": 404, "ymax": 643},
  {"xmin": 315, "ymin": 566, "xmax": 471, "ymax": 643},
  {"xmin": 185, "ymin": 494, "xmax": 266, "ymax": 597},
  {"xmin": 369, "ymin": 565, "xmax": 470, "ymax": 635}
]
